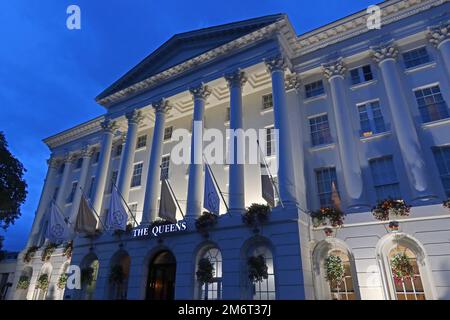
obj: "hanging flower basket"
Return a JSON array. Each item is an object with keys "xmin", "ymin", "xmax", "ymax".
[
  {"xmin": 242, "ymin": 204, "xmax": 271, "ymax": 227},
  {"xmin": 443, "ymin": 199, "xmax": 450, "ymax": 210},
  {"xmin": 23, "ymin": 246, "xmax": 38, "ymax": 263},
  {"xmin": 324, "ymin": 255, "xmax": 345, "ymax": 286},
  {"xmin": 63, "ymin": 241, "xmax": 73, "ymax": 259},
  {"xmin": 195, "ymin": 212, "xmax": 218, "ymax": 235},
  {"xmin": 41, "ymin": 243, "xmax": 58, "ymax": 261},
  {"xmin": 35, "ymin": 274, "xmax": 49, "ymax": 291},
  {"xmin": 247, "ymin": 255, "xmax": 269, "ymax": 283},
  {"xmin": 311, "ymin": 207, "xmax": 345, "ymax": 228},
  {"xmin": 17, "ymin": 276, "xmax": 30, "ymax": 290},
  {"xmin": 196, "ymin": 258, "xmax": 214, "ymax": 285},
  {"xmin": 391, "ymin": 253, "xmax": 415, "ymax": 282},
  {"xmin": 372, "ymin": 199, "xmax": 411, "ymax": 221},
  {"xmin": 81, "ymin": 267, "xmax": 95, "ymax": 286},
  {"xmin": 57, "ymin": 273, "xmax": 68, "ymax": 290},
  {"xmin": 109, "ymin": 265, "xmax": 125, "ymax": 285}
]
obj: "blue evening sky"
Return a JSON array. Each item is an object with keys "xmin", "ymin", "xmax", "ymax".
[{"xmin": 0, "ymin": 0, "xmax": 377, "ymax": 251}]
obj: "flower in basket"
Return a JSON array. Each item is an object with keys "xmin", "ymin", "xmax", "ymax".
[
  {"xmin": 242, "ymin": 204, "xmax": 271, "ymax": 227},
  {"xmin": 196, "ymin": 258, "xmax": 214, "ymax": 285},
  {"xmin": 391, "ymin": 253, "xmax": 414, "ymax": 282},
  {"xmin": 35, "ymin": 274, "xmax": 49, "ymax": 291},
  {"xmin": 247, "ymin": 255, "xmax": 269, "ymax": 283},
  {"xmin": 17, "ymin": 276, "xmax": 30, "ymax": 290},
  {"xmin": 195, "ymin": 212, "xmax": 218, "ymax": 234},
  {"xmin": 311, "ymin": 207, "xmax": 345, "ymax": 228},
  {"xmin": 372, "ymin": 199, "xmax": 411, "ymax": 221},
  {"xmin": 23, "ymin": 246, "xmax": 39, "ymax": 263},
  {"xmin": 63, "ymin": 241, "xmax": 73, "ymax": 259},
  {"xmin": 57, "ymin": 273, "xmax": 68, "ymax": 290},
  {"xmin": 41, "ymin": 243, "xmax": 58, "ymax": 261},
  {"xmin": 324, "ymin": 255, "xmax": 345, "ymax": 286}
]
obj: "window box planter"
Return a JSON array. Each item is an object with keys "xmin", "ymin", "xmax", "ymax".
[
  {"xmin": 35, "ymin": 274, "xmax": 49, "ymax": 291},
  {"xmin": 63, "ymin": 241, "xmax": 73, "ymax": 259},
  {"xmin": 42, "ymin": 243, "xmax": 58, "ymax": 261},
  {"xmin": 23, "ymin": 246, "xmax": 38, "ymax": 263},
  {"xmin": 57, "ymin": 273, "xmax": 68, "ymax": 290},
  {"xmin": 311, "ymin": 207, "xmax": 345, "ymax": 228},
  {"xmin": 372, "ymin": 199, "xmax": 411, "ymax": 221},
  {"xmin": 17, "ymin": 276, "xmax": 30, "ymax": 290},
  {"xmin": 242, "ymin": 204, "xmax": 271, "ymax": 230},
  {"xmin": 195, "ymin": 212, "xmax": 218, "ymax": 237}
]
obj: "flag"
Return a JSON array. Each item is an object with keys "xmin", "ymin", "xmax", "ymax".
[
  {"xmin": 331, "ymin": 182, "xmax": 341, "ymax": 209},
  {"xmin": 75, "ymin": 195, "xmax": 98, "ymax": 235},
  {"xmin": 204, "ymin": 164, "xmax": 220, "ymax": 214},
  {"xmin": 106, "ymin": 187, "xmax": 128, "ymax": 231},
  {"xmin": 45, "ymin": 202, "xmax": 70, "ymax": 243},
  {"xmin": 260, "ymin": 163, "xmax": 275, "ymax": 207},
  {"xmin": 159, "ymin": 179, "xmax": 177, "ymax": 223}
]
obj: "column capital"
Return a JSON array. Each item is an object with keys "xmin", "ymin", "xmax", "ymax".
[
  {"xmin": 371, "ymin": 42, "xmax": 399, "ymax": 64},
  {"xmin": 63, "ymin": 152, "xmax": 77, "ymax": 163},
  {"xmin": 285, "ymin": 73, "xmax": 302, "ymax": 91},
  {"xmin": 428, "ymin": 22, "xmax": 450, "ymax": 48},
  {"xmin": 322, "ymin": 58, "xmax": 346, "ymax": 80},
  {"xmin": 80, "ymin": 145, "xmax": 95, "ymax": 158},
  {"xmin": 101, "ymin": 119, "xmax": 118, "ymax": 133},
  {"xmin": 224, "ymin": 70, "xmax": 247, "ymax": 89},
  {"xmin": 189, "ymin": 84, "xmax": 212, "ymax": 100},
  {"xmin": 47, "ymin": 157, "xmax": 61, "ymax": 168},
  {"xmin": 152, "ymin": 99, "xmax": 172, "ymax": 114},
  {"xmin": 264, "ymin": 54, "xmax": 287, "ymax": 73},
  {"xmin": 125, "ymin": 109, "xmax": 144, "ymax": 125}
]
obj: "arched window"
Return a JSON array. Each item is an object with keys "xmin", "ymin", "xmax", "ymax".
[
  {"xmin": 249, "ymin": 245, "xmax": 275, "ymax": 300},
  {"xmin": 107, "ymin": 251, "xmax": 131, "ymax": 300},
  {"xmin": 388, "ymin": 245, "xmax": 425, "ymax": 300},
  {"xmin": 197, "ymin": 247, "xmax": 222, "ymax": 300}
]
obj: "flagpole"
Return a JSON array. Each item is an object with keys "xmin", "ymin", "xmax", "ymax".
[
  {"xmin": 165, "ymin": 179, "xmax": 185, "ymax": 219},
  {"xmin": 51, "ymin": 199, "xmax": 73, "ymax": 226},
  {"xmin": 256, "ymin": 139, "xmax": 284, "ymax": 208},
  {"xmin": 202, "ymin": 155, "xmax": 230, "ymax": 214},
  {"xmin": 112, "ymin": 182, "xmax": 139, "ymax": 227},
  {"xmin": 79, "ymin": 186, "xmax": 107, "ymax": 231}
]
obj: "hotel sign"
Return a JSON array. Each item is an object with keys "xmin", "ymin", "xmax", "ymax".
[{"xmin": 132, "ymin": 221, "xmax": 187, "ymax": 238}]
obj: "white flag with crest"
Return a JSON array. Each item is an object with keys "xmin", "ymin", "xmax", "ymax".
[
  {"xmin": 106, "ymin": 187, "xmax": 128, "ymax": 231},
  {"xmin": 45, "ymin": 202, "xmax": 70, "ymax": 243}
]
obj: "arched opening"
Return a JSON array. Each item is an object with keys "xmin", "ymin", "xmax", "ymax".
[
  {"xmin": 195, "ymin": 246, "xmax": 222, "ymax": 300},
  {"xmin": 107, "ymin": 250, "xmax": 131, "ymax": 300},
  {"xmin": 78, "ymin": 253, "xmax": 99, "ymax": 300},
  {"xmin": 33, "ymin": 264, "xmax": 52, "ymax": 300},
  {"xmin": 16, "ymin": 266, "xmax": 33, "ymax": 300},
  {"xmin": 145, "ymin": 250, "xmax": 176, "ymax": 300}
]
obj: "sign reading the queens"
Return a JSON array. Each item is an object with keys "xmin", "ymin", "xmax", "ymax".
[{"xmin": 132, "ymin": 221, "xmax": 187, "ymax": 238}]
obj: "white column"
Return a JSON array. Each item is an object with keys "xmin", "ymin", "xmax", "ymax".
[
  {"xmin": 429, "ymin": 22, "xmax": 450, "ymax": 75},
  {"xmin": 141, "ymin": 99, "xmax": 171, "ymax": 224},
  {"xmin": 265, "ymin": 56, "xmax": 297, "ymax": 207},
  {"xmin": 69, "ymin": 146, "xmax": 94, "ymax": 224},
  {"xmin": 91, "ymin": 119, "xmax": 117, "ymax": 215},
  {"xmin": 55, "ymin": 153, "xmax": 76, "ymax": 209},
  {"xmin": 322, "ymin": 58, "xmax": 365, "ymax": 208},
  {"xmin": 186, "ymin": 84, "xmax": 211, "ymax": 219},
  {"xmin": 117, "ymin": 110, "xmax": 143, "ymax": 202},
  {"xmin": 27, "ymin": 156, "xmax": 60, "ymax": 246},
  {"xmin": 372, "ymin": 43, "xmax": 432, "ymax": 200},
  {"xmin": 225, "ymin": 70, "xmax": 247, "ymax": 215}
]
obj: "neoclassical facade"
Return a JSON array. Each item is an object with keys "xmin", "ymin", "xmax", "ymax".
[{"xmin": 9, "ymin": 0, "xmax": 450, "ymax": 300}]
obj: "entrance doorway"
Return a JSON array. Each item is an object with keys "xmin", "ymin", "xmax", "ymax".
[{"xmin": 146, "ymin": 251, "xmax": 176, "ymax": 300}]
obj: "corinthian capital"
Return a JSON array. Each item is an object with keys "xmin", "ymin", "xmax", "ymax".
[
  {"xmin": 47, "ymin": 157, "xmax": 61, "ymax": 169},
  {"xmin": 126, "ymin": 109, "xmax": 144, "ymax": 125},
  {"xmin": 428, "ymin": 22, "xmax": 450, "ymax": 48},
  {"xmin": 63, "ymin": 152, "xmax": 77, "ymax": 163},
  {"xmin": 264, "ymin": 54, "xmax": 287, "ymax": 73},
  {"xmin": 322, "ymin": 58, "xmax": 346, "ymax": 79},
  {"xmin": 224, "ymin": 70, "xmax": 247, "ymax": 89},
  {"xmin": 189, "ymin": 84, "xmax": 212, "ymax": 100},
  {"xmin": 80, "ymin": 145, "xmax": 95, "ymax": 158},
  {"xmin": 371, "ymin": 42, "xmax": 399, "ymax": 64},
  {"xmin": 152, "ymin": 99, "xmax": 172, "ymax": 114},
  {"xmin": 285, "ymin": 73, "xmax": 302, "ymax": 91},
  {"xmin": 101, "ymin": 119, "xmax": 118, "ymax": 133}
]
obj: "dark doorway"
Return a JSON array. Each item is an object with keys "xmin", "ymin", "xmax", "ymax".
[{"xmin": 146, "ymin": 251, "xmax": 176, "ymax": 300}]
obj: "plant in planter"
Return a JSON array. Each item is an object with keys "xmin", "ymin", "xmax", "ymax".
[
  {"xmin": 311, "ymin": 207, "xmax": 345, "ymax": 228},
  {"xmin": 372, "ymin": 199, "xmax": 411, "ymax": 221},
  {"xmin": 196, "ymin": 258, "xmax": 214, "ymax": 285},
  {"xmin": 242, "ymin": 204, "xmax": 271, "ymax": 228},
  {"xmin": 57, "ymin": 273, "xmax": 68, "ymax": 290},
  {"xmin": 150, "ymin": 219, "xmax": 172, "ymax": 229},
  {"xmin": 324, "ymin": 255, "xmax": 345, "ymax": 286},
  {"xmin": 247, "ymin": 255, "xmax": 269, "ymax": 283},
  {"xmin": 109, "ymin": 265, "xmax": 125, "ymax": 285},
  {"xmin": 195, "ymin": 212, "xmax": 218, "ymax": 236},
  {"xmin": 63, "ymin": 241, "xmax": 73, "ymax": 259},
  {"xmin": 23, "ymin": 246, "xmax": 38, "ymax": 263},
  {"xmin": 81, "ymin": 267, "xmax": 95, "ymax": 286},
  {"xmin": 16, "ymin": 276, "xmax": 30, "ymax": 290},
  {"xmin": 391, "ymin": 253, "xmax": 415, "ymax": 283},
  {"xmin": 443, "ymin": 199, "xmax": 450, "ymax": 210},
  {"xmin": 41, "ymin": 243, "xmax": 58, "ymax": 261},
  {"xmin": 35, "ymin": 274, "xmax": 49, "ymax": 291}
]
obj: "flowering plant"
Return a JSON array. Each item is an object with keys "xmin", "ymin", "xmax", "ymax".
[
  {"xmin": 242, "ymin": 204, "xmax": 271, "ymax": 227},
  {"xmin": 196, "ymin": 258, "xmax": 214, "ymax": 285},
  {"xmin": 17, "ymin": 276, "xmax": 30, "ymax": 290},
  {"xmin": 23, "ymin": 246, "xmax": 38, "ymax": 263},
  {"xmin": 57, "ymin": 273, "xmax": 68, "ymax": 289},
  {"xmin": 372, "ymin": 199, "xmax": 410, "ymax": 221},
  {"xmin": 35, "ymin": 274, "xmax": 49, "ymax": 291},
  {"xmin": 41, "ymin": 243, "xmax": 58, "ymax": 261},
  {"xmin": 311, "ymin": 207, "xmax": 345, "ymax": 228},
  {"xmin": 63, "ymin": 241, "xmax": 73, "ymax": 259},
  {"xmin": 247, "ymin": 255, "xmax": 269, "ymax": 283},
  {"xmin": 195, "ymin": 212, "xmax": 218, "ymax": 234},
  {"xmin": 324, "ymin": 255, "xmax": 345, "ymax": 285},
  {"xmin": 391, "ymin": 253, "xmax": 415, "ymax": 282}
]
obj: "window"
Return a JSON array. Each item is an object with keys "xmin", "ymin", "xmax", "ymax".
[
  {"xmin": 250, "ymin": 246, "xmax": 276, "ymax": 300},
  {"xmin": 350, "ymin": 65, "xmax": 373, "ymax": 85},
  {"xmin": 136, "ymin": 135, "xmax": 147, "ymax": 149},
  {"xmin": 432, "ymin": 146, "xmax": 450, "ymax": 197},
  {"xmin": 88, "ymin": 177, "xmax": 95, "ymax": 199},
  {"xmin": 327, "ymin": 250, "xmax": 357, "ymax": 300},
  {"xmin": 369, "ymin": 156, "xmax": 401, "ymax": 201},
  {"xmin": 130, "ymin": 163, "xmax": 143, "ymax": 188},
  {"xmin": 358, "ymin": 101, "xmax": 387, "ymax": 137},
  {"xmin": 414, "ymin": 85, "xmax": 449, "ymax": 123},
  {"xmin": 164, "ymin": 126, "xmax": 173, "ymax": 141},
  {"xmin": 76, "ymin": 158, "xmax": 83, "ymax": 169},
  {"xmin": 199, "ymin": 248, "xmax": 222, "ymax": 300},
  {"xmin": 67, "ymin": 181, "xmax": 78, "ymax": 204},
  {"xmin": 262, "ymin": 93, "xmax": 273, "ymax": 110},
  {"xmin": 305, "ymin": 80, "xmax": 325, "ymax": 98},
  {"xmin": 389, "ymin": 246, "xmax": 426, "ymax": 300},
  {"xmin": 160, "ymin": 155, "xmax": 170, "ymax": 180},
  {"xmin": 403, "ymin": 47, "xmax": 431, "ymax": 69},
  {"xmin": 310, "ymin": 114, "xmax": 332, "ymax": 146},
  {"xmin": 315, "ymin": 168, "xmax": 338, "ymax": 208},
  {"xmin": 115, "ymin": 144, "xmax": 123, "ymax": 157},
  {"xmin": 265, "ymin": 126, "xmax": 276, "ymax": 157},
  {"xmin": 93, "ymin": 152, "xmax": 100, "ymax": 164},
  {"xmin": 109, "ymin": 171, "xmax": 118, "ymax": 194}
]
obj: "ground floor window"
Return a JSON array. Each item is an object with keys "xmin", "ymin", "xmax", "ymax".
[
  {"xmin": 250, "ymin": 245, "xmax": 275, "ymax": 300},
  {"xmin": 327, "ymin": 250, "xmax": 356, "ymax": 300},
  {"xmin": 199, "ymin": 248, "xmax": 222, "ymax": 300}
]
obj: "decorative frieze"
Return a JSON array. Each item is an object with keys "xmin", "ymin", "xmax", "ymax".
[
  {"xmin": 371, "ymin": 42, "xmax": 399, "ymax": 64},
  {"xmin": 189, "ymin": 84, "xmax": 212, "ymax": 100},
  {"xmin": 428, "ymin": 21, "xmax": 450, "ymax": 47},
  {"xmin": 322, "ymin": 58, "xmax": 346, "ymax": 79},
  {"xmin": 225, "ymin": 70, "xmax": 248, "ymax": 89}
]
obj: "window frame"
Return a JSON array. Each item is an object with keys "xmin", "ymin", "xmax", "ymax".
[
  {"xmin": 402, "ymin": 46, "xmax": 431, "ymax": 69},
  {"xmin": 357, "ymin": 99, "xmax": 387, "ymax": 137},
  {"xmin": 309, "ymin": 114, "xmax": 333, "ymax": 147},
  {"xmin": 130, "ymin": 162, "xmax": 144, "ymax": 188},
  {"xmin": 413, "ymin": 84, "xmax": 449, "ymax": 123},
  {"xmin": 304, "ymin": 80, "xmax": 325, "ymax": 99},
  {"xmin": 136, "ymin": 135, "xmax": 147, "ymax": 150}
]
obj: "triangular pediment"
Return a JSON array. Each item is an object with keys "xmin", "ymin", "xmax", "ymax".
[{"xmin": 97, "ymin": 14, "xmax": 285, "ymax": 102}]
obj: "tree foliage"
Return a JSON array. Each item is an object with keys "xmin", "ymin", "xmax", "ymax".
[{"xmin": 0, "ymin": 131, "xmax": 27, "ymax": 229}]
